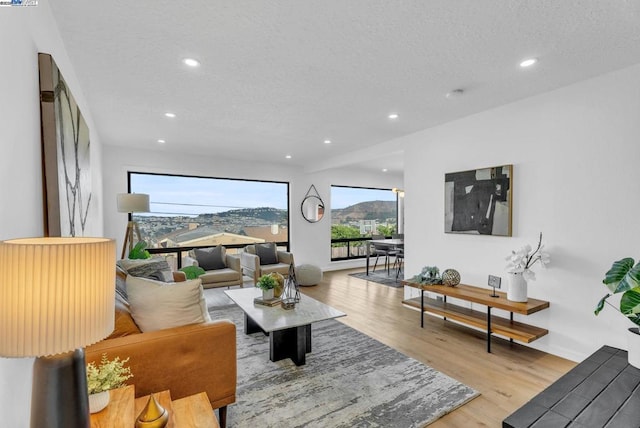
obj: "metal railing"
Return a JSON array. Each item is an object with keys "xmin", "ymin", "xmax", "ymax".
[
  {"xmin": 330, "ymin": 237, "xmax": 383, "ymax": 261},
  {"xmin": 147, "ymin": 241, "xmax": 290, "ymax": 269},
  {"xmin": 145, "ymin": 239, "xmax": 375, "ymax": 264}
]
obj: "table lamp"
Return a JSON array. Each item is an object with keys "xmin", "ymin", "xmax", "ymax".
[
  {"xmin": 0, "ymin": 237, "xmax": 115, "ymax": 428},
  {"xmin": 117, "ymin": 193, "xmax": 150, "ymax": 259}
]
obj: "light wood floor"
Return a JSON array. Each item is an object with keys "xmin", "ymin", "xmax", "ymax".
[{"xmin": 298, "ymin": 269, "xmax": 576, "ymax": 427}]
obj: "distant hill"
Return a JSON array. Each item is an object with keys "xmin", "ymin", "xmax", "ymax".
[
  {"xmin": 331, "ymin": 200, "xmax": 396, "ymax": 223},
  {"xmin": 197, "ymin": 207, "xmax": 286, "ymax": 223}
]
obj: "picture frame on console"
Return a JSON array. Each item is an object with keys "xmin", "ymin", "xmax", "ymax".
[
  {"xmin": 444, "ymin": 164, "xmax": 512, "ymax": 236},
  {"xmin": 38, "ymin": 53, "xmax": 93, "ymax": 237}
]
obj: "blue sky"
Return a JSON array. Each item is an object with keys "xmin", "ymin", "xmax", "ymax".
[
  {"xmin": 130, "ymin": 174, "xmax": 396, "ymax": 216},
  {"xmin": 131, "ymin": 173, "xmax": 288, "ymax": 216}
]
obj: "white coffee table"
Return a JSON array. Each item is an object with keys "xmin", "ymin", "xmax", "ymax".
[{"xmin": 224, "ymin": 288, "xmax": 345, "ymax": 365}]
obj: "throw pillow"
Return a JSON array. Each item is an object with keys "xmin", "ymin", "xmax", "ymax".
[
  {"xmin": 125, "ymin": 276, "xmax": 211, "ymax": 332},
  {"xmin": 255, "ymin": 242, "xmax": 278, "ymax": 265},
  {"xmin": 119, "ymin": 258, "xmax": 174, "ymax": 282},
  {"xmin": 115, "ymin": 263, "xmax": 129, "ymax": 301},
  {"xmin": 194, "ymin": 246, "xmax": 226, "ymax": 271}
]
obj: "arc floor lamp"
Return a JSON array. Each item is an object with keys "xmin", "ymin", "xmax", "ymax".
[{"xmin": 117, "ymin": 193, "xmax": 150, "ymax": 259}]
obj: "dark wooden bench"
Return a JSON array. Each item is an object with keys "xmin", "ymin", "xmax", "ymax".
[{"xmin": 503, "ymin": 345, "xmax": 640, "ymax": 428}]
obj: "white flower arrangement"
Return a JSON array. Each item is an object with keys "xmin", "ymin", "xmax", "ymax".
[
  {"xmin": 86, "ymin": 354, "xmax": 133, "ymax": 394},
  {"xmin": 505, "ymin": 232, "xmax": 550, "ymax": 281}
]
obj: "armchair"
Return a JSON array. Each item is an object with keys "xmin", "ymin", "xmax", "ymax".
[
  {"xmin": 186, "ymin": 246, "xmax": 244, "ymax": 289},
  {"xmin": 240, "ymin": 243, "xmax": 294, "ymax": 285}
]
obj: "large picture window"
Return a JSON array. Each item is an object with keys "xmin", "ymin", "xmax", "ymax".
[
  {"xmin": 330, "ymin": 185, "xmax": 397, "ymax": 260},
  {"xmin": 128, "ymin": 172, "xmax": 289, "ymax": 253}
]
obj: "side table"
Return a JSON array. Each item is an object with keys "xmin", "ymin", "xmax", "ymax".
[{"xmin": 90, "ymin": 385, "xmax": 219, "ymax": 428}]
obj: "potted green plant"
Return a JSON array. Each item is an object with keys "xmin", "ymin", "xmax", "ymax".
[
  {"xmin": 256, "ymin": 274, "xmax": 277, "ymax": 300},
  {"xmin": 595, "ymin": 257, "xmax": 640, "ymax": 367},
  {"xmin": 128, "ymin": 241, "xmax": 151, "ymax": 259},
  {"xmin": 86, "ymin": 354, "xmax": 133, "ymax": 413}
]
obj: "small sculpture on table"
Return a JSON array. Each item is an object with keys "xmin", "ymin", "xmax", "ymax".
[
  {"xmin": 281, "ymin": 264, "xmax": 301, "ymax": 309},
  {"xmin": 135, "ymin": 394, "xmax": 169, "ymax": 428}
]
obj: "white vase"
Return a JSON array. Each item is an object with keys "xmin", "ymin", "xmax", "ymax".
[
  {"xmin": 262, "ymin": 288, "xmax": 274, "ymax": 300},
  {"xmin": 88, "ymin": 390, "xmax": 110, "ymax": 414},
  {"xmin": 628, "ymin": 328, "xmax": 640, "ymax": 369},
  {"xmin": 507, "ymin": 272, "xmax": 528, "ymax": 302}
]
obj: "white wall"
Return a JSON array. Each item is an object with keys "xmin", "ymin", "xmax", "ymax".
[
  {"xmin": 0, "ymin": 3, "xmax": 105, "ymax": 425},
  {"xmin": 400, "ymin": 64, "xmax": 640, "ymax": 362},
  {"xmin": 101, "ymin": 146, "xmax": 402, "ymax": 272}
]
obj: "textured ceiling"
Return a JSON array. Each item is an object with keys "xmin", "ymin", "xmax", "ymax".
[{"xmin": 48, "ymin": 0, "xmax": 640, "ymax": 173}]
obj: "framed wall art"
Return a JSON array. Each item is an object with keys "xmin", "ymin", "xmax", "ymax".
[
  {"xmin": 444, "ymin": 164, "xmax": 512, "ymax": 236},
  {"xmin": 38, "ymin": 53, "xmax": 93, "ymax": 237}
]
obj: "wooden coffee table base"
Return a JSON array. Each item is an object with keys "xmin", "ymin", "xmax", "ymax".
[{"xmin": 245, "ymin": 313, "xmax": 312, "ymax": 366}]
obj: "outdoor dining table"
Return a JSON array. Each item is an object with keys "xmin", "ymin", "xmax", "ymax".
[{"xmin": 366, "ymin": 238, "xmax": 404, "ymax": 275}]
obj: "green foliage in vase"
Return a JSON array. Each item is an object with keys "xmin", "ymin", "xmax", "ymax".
[
  {"xmin": 256, "ymin": 274, "xmax": 277, "ymax": 290},
  {"xmin": 179, "ymin": 265, "xmax": 206, "ymax": 280},
  {"xmin": 128, "ymin": 241, "xmax": 151, "ymax": 259},
  {"xmin": 595, "ymin": 257, "xmax": 640, "ymax": 327},
  {"xmin": 86, "ymin": 354, "xmax": 133, "ymax": 394},
  {"xmin": 410, "ymin": 266, "xmax": 442, "ymax": 285}
]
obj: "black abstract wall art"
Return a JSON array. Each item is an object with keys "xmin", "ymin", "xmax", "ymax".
[{"xmin": 444, "ymin": 165, "xmax": 512, "ymax": 236}]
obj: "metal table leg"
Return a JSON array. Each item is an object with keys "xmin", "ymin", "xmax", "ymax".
[
  {"xmin": 487, "ymin": 307, "xmax": 492, "ymax": 353},
  {"xmin": 421, "ymin": 289, "xmax": 424, "ymax": 328},
  {"xmin": 510, "ymin": 312, "xmax": 514, "ymax": 343}
]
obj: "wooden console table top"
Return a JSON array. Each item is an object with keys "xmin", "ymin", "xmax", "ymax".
[
  {"xmin": 90, "ymin": 385, "xmax": 219, "ymax": 428},
  {"xmin": 402, "ymin": 282, "xmax": 549, "ymax": 315}
]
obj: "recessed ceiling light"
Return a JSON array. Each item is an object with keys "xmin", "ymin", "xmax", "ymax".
[
  {"xmin": 164, "ymin": 112, "xmax": 176, "ymax": 118},
  {"xmin": 446, "ymin": 89, "xmax": 464, "ymax": 99},
  {"xmin": 388, "ymin": 113, "xmax": 399, "ymax": 120},
  {"xmin": 520, "ymin": 58, "xmax": 538, "ymax": 68},
  {"xmin": 324, "ymin": 140, "xmax": 331, "ymax": 144},
  {"xmin": 285, "ymin": 155, "xmax": 292, "ymax": 159},
  {"xmin": 157, "ymin": 139, "xmax": 166, "ymax": 144},
  {"xmin": 183, "ymin": 58, "xmax": 200, "ymax": 67},
  {"xmin": 382, "ymin": 168, "xmax": 388, "ymax": 172}
]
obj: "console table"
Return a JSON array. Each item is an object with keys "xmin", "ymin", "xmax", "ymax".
[
  {"xmin": 402, "ymin": 281, "xmax": 549, "ymax": 352},
  {"xmin": 504, "ymin": 346, "xmax": 640, "ymax": 427}
]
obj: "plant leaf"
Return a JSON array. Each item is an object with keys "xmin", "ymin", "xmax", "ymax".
[
  {"xmin": 595, "ymin": 293, "xmax": 611, "ymax": 316},
  {"xmin": 621, "ymin": 289, "xmax": 640, "ymax": 316},
  {"xmin": 602, "ymin": 258, "xmax": 637, "ymax": 293}
]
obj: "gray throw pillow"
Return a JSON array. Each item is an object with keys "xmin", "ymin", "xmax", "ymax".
[
  {"xmin": 115, "ymin": 263, "xmax": 129, "ymax": 301},
  {"xmin": 123, "ymin": 258, "xmax": 174, "ymax": 282},
  {"xmin": 194, "ymin": 246, "xmax": 226, "ymax": 270},
  {"xmin": 255, "ymin": 243, "xmax": 278, "ymax": 265}
]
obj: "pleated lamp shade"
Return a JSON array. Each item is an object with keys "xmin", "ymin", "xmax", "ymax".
[
  {"xmin": 117, "ymin": 193, "xmax": 150, "ymax": 213},
  {"xmin": 0, "ymin": 237, "xmax": 115, "ymax": 357}
]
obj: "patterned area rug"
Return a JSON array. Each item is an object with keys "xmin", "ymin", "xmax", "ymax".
[
  {"xmin": 209, "ymin": 305, "xmax": 479, "ymax": 428},
  {"xmin": 349, "ymin": 270, "xmax": 405, "ymax": 288}
]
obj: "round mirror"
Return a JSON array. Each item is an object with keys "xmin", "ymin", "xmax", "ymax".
[{"xmin": 301, "ymin": 195, "xmax": 325, "ymax": 223}]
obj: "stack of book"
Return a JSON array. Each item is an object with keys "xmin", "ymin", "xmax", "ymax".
[{"xmin": 253, "ymin": 297, "xmax": 282, "ymax": 307}]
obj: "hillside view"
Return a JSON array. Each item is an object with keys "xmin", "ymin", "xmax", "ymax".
[{"xmin": 135, "ymin": 200, "xmax": 396, "ymax": 247}]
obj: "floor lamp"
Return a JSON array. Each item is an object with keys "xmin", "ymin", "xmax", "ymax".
[
  {"xmin": 117, "ymin": 193, "xmax": 150, "ymax": 259},
  {"xmin": 0, "ymin": 237, "xmax": 115, "ymax": 428}
]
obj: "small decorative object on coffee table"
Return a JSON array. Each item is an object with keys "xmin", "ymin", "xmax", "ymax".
[
  {"xmin": 256, "ymin": 274, "xmax": 276, "ymax": 300},
  {"xmin": 281, "ymin": 264, "xmax": 300, "ymax": 309},
  {"xmin": 135, "ymin": 394, "xmax": 169, "ymax": 428}
]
